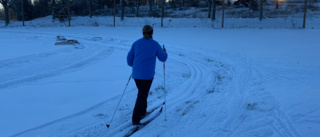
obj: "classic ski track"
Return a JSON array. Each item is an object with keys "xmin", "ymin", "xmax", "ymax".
[
  {"xmin": 209, "ymin": 57, "xmax": 301, "ymax": 137},
  {"xmin": 0, "ymin": 33, "xmax": 114, "ymax": 89},
  {"xmin": 60, "ymin": 47, "xmax": 207, "ymax": 137},
  {"xmin": 134, "ymin": 45, "xmax": 301, "ymax": 137},
  {"xmin": 7, "ymin": 34, "xmax": 301, "ymax": 137},
  {"xmin": 8, "ymin": 42, "xmax": 206, "ymax": 137},
  {"xmin": 130, "ymin": 46, "xmax": 227, "ymax": 137}
]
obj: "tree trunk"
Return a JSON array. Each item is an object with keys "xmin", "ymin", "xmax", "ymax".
[
  {"xmin": 149, "ymin": 0, "xmax": 153, "ymax": 12},
  {"xmin": 222, "ymin": 0, "xmax": 224, "ymax": 28},
  {"xmin": 161, "ymin": 0, "xmax": 164, "ymax": 27},
  {"xmin": 89, "ymin": 0, "xmax": 92, "ymax": 18},
  {"xmin": 1, "ymin": 0, "xmax": 10, "ymax": 26},
  {"xmin": 52, "ymin": 0, "xmax": 55, "ymax": 21},
  {"xmin": 113, "ymin": 0, "xmax": 116, "ymax": 27},
  {"xmin": 4, "ymin": 4, "xmax": 10, "ymax": 26},
  {"xmin": 68, "ymin": 0, "xmax": 70, "ymax": 26},
  {"xmin": 259, "ymin": 0, "xmax": 263, "ymax": 21},
  {"xmin": 208, "ymin": 0, "xmax": 211, "ymax": 18},
  {"xmin": 22, "ymin": 0, "xmax": 24, "ymax": 26},
  {"xmin": 276, "ymin": 0, "xmax": 279, "ymax": 9},
  {"xmin": 121, "ymin": 0, "xmax": 124, "ymax": 20},
  {"xmin": 303, "ymin": 0, "xmax": 308, "ymax": 28},
  {"xmin": 211, "ymin": 0, "xmax": 216, "ymax": 20},
  {"xmin": 136, "ymin": 0, "xmax": 140, "ymax": 17}
]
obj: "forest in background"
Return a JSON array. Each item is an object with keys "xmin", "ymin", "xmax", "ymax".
[{"xmin": 1, "ymin": 0, "xmax": 319, "ymax": 26}]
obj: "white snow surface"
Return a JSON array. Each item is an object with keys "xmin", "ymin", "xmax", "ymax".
[{"xmin": 0, "ymin": 17, "xmax": 320, "ymax": 137}]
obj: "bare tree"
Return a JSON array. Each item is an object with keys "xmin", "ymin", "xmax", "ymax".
[{"xmin": 0, "ymin": 0, "xmax": 15, "ymax": 26}]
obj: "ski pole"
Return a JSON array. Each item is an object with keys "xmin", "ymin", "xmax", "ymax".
[
  {"xmin": 163, "ymin": 45, "xmax": 167, "ymax": 121},
  {"xmin": 106, "ymin": 74, "xmax": 132, "ymax": 128}
]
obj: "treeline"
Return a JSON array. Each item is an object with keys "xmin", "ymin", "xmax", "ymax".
[
  {"xmin": 2, "ymin": 0, "xmax": 238, "ymax": 26},
  {"xmin": 1, "ymin": 0, "xmax": 318, "ymax": 28},
  {"xmin": 1, "ymin": 0, "xmax": 218, "ymax": 22}
]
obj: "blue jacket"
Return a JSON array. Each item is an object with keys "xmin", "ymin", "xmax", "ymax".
[{"xmin": 127, "ymin": 38, "xmax": 168, "ymax": 80}]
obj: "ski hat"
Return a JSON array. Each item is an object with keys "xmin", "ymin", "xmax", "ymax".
[{"xmin": 142, "ymin": 25, "xmax": 153, "ymax": 39}]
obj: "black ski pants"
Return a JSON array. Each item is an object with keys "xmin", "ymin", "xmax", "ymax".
[{"xmin": 132, "ymin": 78, "xmax": 153, "ymax": 123}]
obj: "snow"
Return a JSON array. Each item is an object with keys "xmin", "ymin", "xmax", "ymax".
[{"xmin": 0, "ymin": 16, "xmax": 320, "ymax": 137}]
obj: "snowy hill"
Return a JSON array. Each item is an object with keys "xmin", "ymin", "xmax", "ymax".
[{"xmin": 0, "ymin": 16, "xmax": 320, "ymax": 137}]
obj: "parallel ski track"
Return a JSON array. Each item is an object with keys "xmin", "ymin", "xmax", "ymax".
[
  {"xmin": 0, "ymin": 33, "xmax": 114, "ymax": 89},
  {"xmin": 7, "ymin": 33, "xmax": 301, "ymax": 137}
]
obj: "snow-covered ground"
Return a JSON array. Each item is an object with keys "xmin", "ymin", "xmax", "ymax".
[{"xmin": 0, "ymin": 17, "xmax": 320, "ymax": 137}]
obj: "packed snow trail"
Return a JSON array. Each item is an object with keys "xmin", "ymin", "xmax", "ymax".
[
  {"xmin": 6, "ymin": 33, "xmax": 302, "ymax": 137},
  {"xmin": 0, "ymin": 33, "xmax": 114, "ymax": 89},
  {"xmin": 2, "ymin": 27, "xmax": 316, "ymax": 137}
]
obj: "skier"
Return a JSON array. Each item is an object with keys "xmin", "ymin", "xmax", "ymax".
[{"xmin": 127, "ymin": 25, "xmax": 168, "ymax": 125}]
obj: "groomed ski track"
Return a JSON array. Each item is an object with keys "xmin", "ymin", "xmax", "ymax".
[{"xmin": 3, "ymin": 30, "xmax": 301, "ymax": 137}]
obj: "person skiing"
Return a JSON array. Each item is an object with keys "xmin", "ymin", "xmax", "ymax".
[{"xmin": 127, "ymin": 25, "xmax": 168, "ymax": 125}]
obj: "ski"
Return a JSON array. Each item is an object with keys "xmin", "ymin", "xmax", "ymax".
[
  {"xmin": 107, "ymin": 102, "xmax": 165, "ymax": 129},
  {"xmin": 143, "ymin": 102, "xmax": 164, "ymax": 119},
  {"xmin": 120, "ymin": 102, "xmax": 164, "ymax": 131},
  {"xmin": 124, "ymin": 107, "xmax": 163, "ymax": 137}
]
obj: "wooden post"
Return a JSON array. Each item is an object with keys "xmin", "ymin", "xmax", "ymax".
[
  {"xmin": 21, "ymin": 0, "xmax": 25, "ymax": 26},
  {"xmin": 303, "ymin": 0, "xmax": 308, "ymax": 28},
  {"xmin": 161, "ymin": 0, "xmax": 164, "ymax": 27}
]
